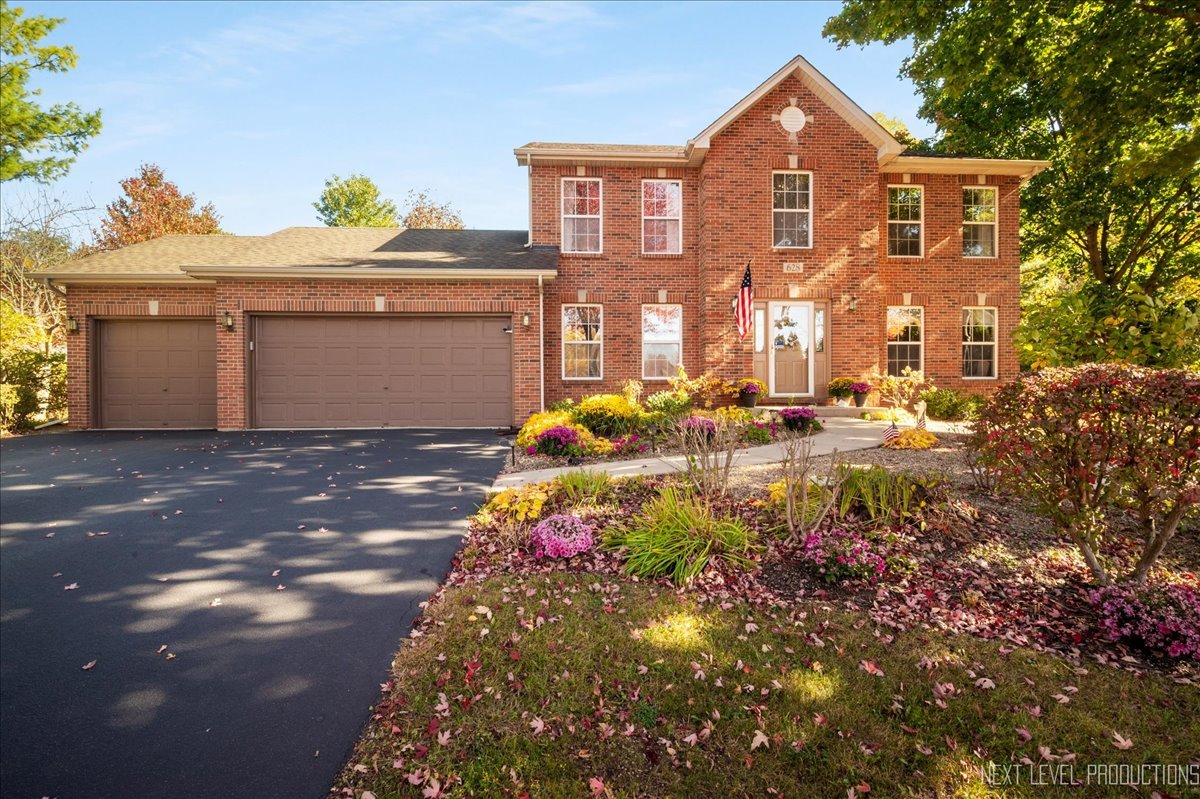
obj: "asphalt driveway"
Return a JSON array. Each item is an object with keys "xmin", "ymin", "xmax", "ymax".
[{"xmin": 0, "ymin": 429, "xmax": 508, "ymax": 799}]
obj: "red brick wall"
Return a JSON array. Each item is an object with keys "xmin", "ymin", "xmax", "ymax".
[
  {"xmin": 527, "ymin": 73, "xmax": 1023, "ymax": 404},
  {"xmin": 877, "ymin": 174, "xmax": 1022, "ymax": 391},
  {"xmin": 65, "ymin": 280, "xmax": 542, "ymax": 430},
  {"xmin": 530, "ymin": 165, "xmax": 702, "ymax": 403},
  {"xmin": 697, "ymin": 74, "xmax": 881, "ymax": 395}
]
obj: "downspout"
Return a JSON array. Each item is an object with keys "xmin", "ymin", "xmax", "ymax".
[
  {"xmin": 44, "ymin": 278, "xmax": 67, "ymax": 298},
  {"xmin": 538, "ymin": 273, "xmax": 545, "ymax": 411},
  {"xmin": 526, "ymin": 154, "xmax": 534, "ymax": 248}
]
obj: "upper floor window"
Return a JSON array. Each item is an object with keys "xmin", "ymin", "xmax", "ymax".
[
  {"xmin": 641, "ymin": 304, "xmax": 682, "ymax": 379},
  {"xmin": 642, "ymin": 180, "xmax": 682, "ymax": 254},
  {"xmin": 886, "ymin": 306, "xmax": 923, "ymax": 376},
  {"xmin": 561, "ymin": 178, "xmax": 602, "ymax": 253},
  {"xmin": 772, "ymin": 171, "xmax": 812, "ymax": 248},
  {"xmin": 962, "ymin": 307, "xmax": 998, "ymax": 378},
  {"xmin": 963, "ymin": 187, "xmax": 997, "ymax": 258},
  {"xmin": 562, "ymin": 304, "xmax": 603, "ymax": 379},
  {"xmin": 887, "ymin": 186, "xmax": 923, "ymax": 257}
]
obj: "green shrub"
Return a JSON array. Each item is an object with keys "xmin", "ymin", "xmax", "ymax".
[
  {"xmin": 555, "ymin": 469, "xmax": 612, "ymax": 506},
  {"xmin": 604, "ymin": 487, "xmax": 760, "ymax": 585},
  {"xmin": 836, "ymin": 465, "xmax": 945, "ymax": 528},
  {"xmin": 571, "ymin": 393, "xmax": 643, "ymax": 438},
  {"xmin": 972, "ymin": 363, "xmax": 1200, "ymax": 585},
  {"xmin": 919, "ymin": 387, "xmax": 986, "ymax": 421},
  {"xmin": 645, "ymin": 390, "xmax": 692, "ymax": 425},
  {"xmin": 0, "ymin": 349, "xmax": 64, "ymax": 431},
  {"xmin": 742, "ymin": 421, "xmax": 773, "ymax": 445}
]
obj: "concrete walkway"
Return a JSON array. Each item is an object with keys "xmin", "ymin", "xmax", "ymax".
[{"xmin": 493, "ymin": 416, "xmax": 971, "ymax": 489}]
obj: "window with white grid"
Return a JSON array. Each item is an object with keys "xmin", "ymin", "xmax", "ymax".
[
  {"xmin": 642, "ymin": 180, "xmax": 682, "ymax": 254},
  {"xmin": 561, "ymin": 178, "xmax": 602, "ymax": 253},
  {"xmin": 962, "ymin": 307, "xmax": 997, "ymax": 378}
]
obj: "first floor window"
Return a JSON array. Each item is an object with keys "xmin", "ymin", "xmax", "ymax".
[
  {"xmin": 886, "ymin": 306, "xmax": 923, "ymax": 376},
  {"xmin": 963, "ymin": 187, "xmax": 997, "ymax": 257},
  {"xmin": 887, "ymin": 186, "xmax": 923, "ymax": 257},
  {"xmin": 642, "ymin": 304, "xmax": 682, "ymax": 379},
  {"xmin": 962, "ymin": 307, "xmax": 997, "ymax": 378},
  {"xmin": 563, "ymin": 304, "xmax": 602, "ymax": 378},
  {"xmin": 561, "ymin": 178, "xmax": 602, "ymax": 253},
  {"xmin": 772, "ymin": 171, "xmax": 812, "ymax": 248},
  {"xmin": 642, "ymin": 180, "xmax": 682, "ymax": 254}
]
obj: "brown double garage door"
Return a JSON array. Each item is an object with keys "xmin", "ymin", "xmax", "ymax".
[{"xmin": 95, "ymin": 316, "xmax": 512, "ymax": 429}]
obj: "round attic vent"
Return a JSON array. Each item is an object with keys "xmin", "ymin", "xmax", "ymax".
[{"xmin": 779, "ymin": 106, "xmax": 806, "ymax": 133}]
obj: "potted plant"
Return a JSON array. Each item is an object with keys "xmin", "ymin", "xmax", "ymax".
[
  {"xmin": 827, "ymin": 377, "xmax": 855, "ymax": 407},
  {"xmin": 731, "ymin": 378, "xmax": 767, "ymax": 408},
  {"xmin": 777, "ymin": 406, "xmax": 817, "ymax": 432},
  {"xmin": 850, "ymin": 381, "xmax": 872, "ymax": 407}
]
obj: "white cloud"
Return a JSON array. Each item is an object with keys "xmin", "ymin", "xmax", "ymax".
[{"xmin": 542, "ymin": 69, "xmax": 688, "ymax": 96}]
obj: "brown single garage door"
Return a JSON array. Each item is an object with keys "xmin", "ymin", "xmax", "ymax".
[
  {"xmin": 97, "ymin": 319, "xmax": 217, "ymax": 428},
  {"xmin": 252, "ymin": 316, "xmax": 512, "ymax": 428}
]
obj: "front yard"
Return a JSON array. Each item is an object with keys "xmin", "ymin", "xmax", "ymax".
[
  {"xmin": 332, "ymin": 437, "xmax": 1198, "ymax": 798},
  {"xmin": 333, "ymin": 366, "xmax": 1199, "ymax": 798}
]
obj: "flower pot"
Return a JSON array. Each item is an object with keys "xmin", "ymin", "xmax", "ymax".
[
  {"xmin": 853, "ymin": 392, "xmax": 868, "ymax": 407},
  {"xmin": 835, "ymin": 396, "xmax": 850, "ymax": 407},
  {"xmin": 738, "ymin": 391, "xmax": 759, "ymax": 408}
]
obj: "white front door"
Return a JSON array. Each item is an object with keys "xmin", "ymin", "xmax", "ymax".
[{"xmin": 768, "ymin": 301, "xmax": 814, "ymax": 397}]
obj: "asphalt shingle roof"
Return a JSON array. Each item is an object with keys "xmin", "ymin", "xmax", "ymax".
[{"xmin": 40, "ymin": 227, "xmax": 557, "ymax": 279}]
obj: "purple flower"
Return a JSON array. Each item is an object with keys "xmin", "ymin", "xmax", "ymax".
[
  {"xmin": 530, "ymin": 513, "xmax": 594, "ymax": 559},
  {"xmin": 682, "ymin": 415, "xmax": 717, "ymax": 434},
  {"xmin": 799, "ymin": 528, "xmax": 887, "ymax": 585},
  {"xmin": 850, "ymin": 382, "xmax": 871, "ymax": 394},
  {"xmin": 1089, "ymin": 582, "xmax": 1199, "ymax": 660},
  {"xmin": 535, "ymin": 425, "xmax": 583, "ymax": 457}
]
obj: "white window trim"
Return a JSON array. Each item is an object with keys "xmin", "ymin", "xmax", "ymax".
[
  {"xmin": 771, "ymin": 170, "xmax": 814, "ymax": 250},
  {"xmin": 560, "ymin": 177, "xmax": 603, "ymax": 255},
  {"xmin": 561, "ymin": 303, "xmax": 603, "ymax": 381},
  {"xmin": 886, "ymin": 305, "xmax": 925, "ymax": 377},
  {"xmin": 640, "ymin": 303, "xmax": 683, "ymax": 380},
  {"xmin": 962, "ymin": 306, "xmax": 999, "ymax": 380},
  {"xmin": 962, "ymin": 186, "xmax": 998, "ymax": 259},
  {"xmin": 640, "ymin": 179, "xmax": 683, "ymax": 255},
  {"xmin": 886, "ymin": 184, "xmax": 924, "ymax": 259}
]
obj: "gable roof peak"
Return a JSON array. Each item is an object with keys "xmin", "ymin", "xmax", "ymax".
[{"xmin": 688, "ymin": 54, "xmax": 905, "ymax": 164}]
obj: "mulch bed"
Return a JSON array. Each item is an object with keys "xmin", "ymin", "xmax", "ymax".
[{"xmin": 452, "ymin": 436, "xmax": 1199, "ymax": 682}]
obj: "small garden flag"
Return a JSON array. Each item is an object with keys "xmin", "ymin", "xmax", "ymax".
[
  {"xmin": 883, "ymin": 423, "xmax": 900, "ymax": 442},
  {"xmin": 914, "ymin": 399, "xmax": 927, "ymax": 431}
]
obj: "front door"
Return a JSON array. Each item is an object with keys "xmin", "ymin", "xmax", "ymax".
[{"xmin": 768, "ymin": 301, "xmax": 814, "ymax": 397}]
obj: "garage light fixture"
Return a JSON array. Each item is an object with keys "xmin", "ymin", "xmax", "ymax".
[
  {"xmin": 66, "ymin": 316, "xmax": 78, "ymax": 333},
  {"xmin": 521, "ymin": 312, "xmax": 531, "ymax": 328},
  {"xmin": 848, "ymin": 295, "xmax": 858, "ymax": 313},
  {"xmin": 222, "ymin": 311, "xmax": 235, "ymax": 330}
]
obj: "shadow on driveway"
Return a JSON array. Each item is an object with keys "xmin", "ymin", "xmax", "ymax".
[{"xmin": 0, "ymin": 429, "xmax": 507, "ymax": 799}]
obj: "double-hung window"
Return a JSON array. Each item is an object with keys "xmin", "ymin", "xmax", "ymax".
[
  {"xmin": 887, "ymin": 186, "xmax": 923, "ymax": 257},
  {"xmin": 886, "ymin": 306, "xmax": 923, "ymax": 376},
  {"xmin": 641, "ymin": 304, "xmax": 682, "ymax": 379},
  {"xmin": 561, "ymin": 178, "xmax": 602, "ymax": 253},
  {"xmin": 963, "ymin": 187, "xmax": 997, "ymax": 257},
  {"xmin": 562, "ymin": 304, "xmax": 602, "ymax": 379},
  {"xmin": 772, "ymin": 171, "xmax": 812, "ymax": 248},
  {"xmin": 642, "ymin": 180, "xmax": 682, "ymax": 254},
  {"xmin": 962, "ymin": 307, "xmax": 998, "ymax": 378}
]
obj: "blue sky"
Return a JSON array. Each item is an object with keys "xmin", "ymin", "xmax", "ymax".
[{"xmin": 11, "ymin": 1, "xmax": 930, "ymax": 240}]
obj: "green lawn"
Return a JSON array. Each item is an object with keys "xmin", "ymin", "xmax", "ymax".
[{"xmin": 334, "ymin": 573, "xmax": 1200, "ymax": 798}]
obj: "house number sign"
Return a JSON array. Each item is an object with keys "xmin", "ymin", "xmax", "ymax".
[{"xmin": 782, "ymin": 262, "xmax": 804, "ymax": 273}]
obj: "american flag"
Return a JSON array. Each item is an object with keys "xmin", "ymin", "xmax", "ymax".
[
  {"xmin": 915, "ymin": 415, "xmax": 927, "ymax": 431},
  {"xmin": 883, "ymin": 423, "xmax": 900, "ymax": 442},
  {"xmin": 734, "ymin": 260, "xmax": 753, "ymax": 340}
]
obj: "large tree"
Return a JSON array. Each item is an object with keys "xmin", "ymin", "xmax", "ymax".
[
  {"xmin": 0, "ymin": 190, "xmax": 91, "ymax": 347},
  {"xmin": 825, "ymin": 0, "xmax": 1200, "ymax": 368},
  {"xmin": 401, "ymin": 190, "xmax": 465, "ymax": 230},
  {"xmin": 313, "ymin": 174, "xmax": 398, "ymax": 227},
  {"xmin": 94, "ymin": 163, "xmax": 222, "ymax": 250},
  {"xmin": 0, "ymin": 2, "xmax": 102, "ymax": 182}
]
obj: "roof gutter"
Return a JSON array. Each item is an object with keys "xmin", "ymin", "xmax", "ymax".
[
  {"xmin": 33, "ymin": 273, "xmax": 215, "ymax": 285},
  {"xmin": 180, "ymin": 265, "xmax": 558, "ymax": 280},
  {"xmin": 881, "ymin": 156, "xmax": 1050, "ymax": 178}
]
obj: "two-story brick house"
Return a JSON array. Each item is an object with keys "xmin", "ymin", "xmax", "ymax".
[{"xmin": 42, "ymin": 56, "xmax": 1045, "ymax": 430}]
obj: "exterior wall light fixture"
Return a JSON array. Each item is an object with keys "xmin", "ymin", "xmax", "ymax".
[
  {"xmin": 222, "ymin": 311, "xmax": 235, "ymax": 330},
  {"xmin": 848, "ymin": 295, "xmax": 858, "ymax": 313},
  {"xmin": 66, "ymin": 316, "xmax": 79, "ymax": 333}
]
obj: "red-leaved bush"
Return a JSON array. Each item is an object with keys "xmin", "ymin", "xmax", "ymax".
[{"xmin": 972, "ymin": 364, "xmax": 1199, "ymax": 585}]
